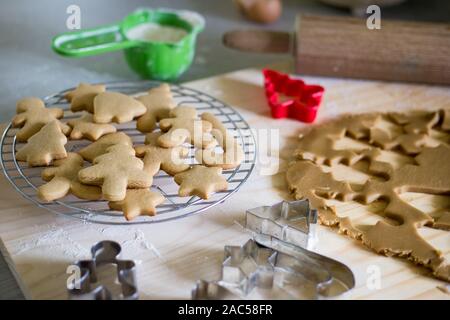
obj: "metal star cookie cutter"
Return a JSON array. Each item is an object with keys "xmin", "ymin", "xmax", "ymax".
[
  {"xmin": 67, "ymin": 240, "xmax": 138, "ymax": 300},
  {"xmin": 245, "ymin": 199, "xmax": 318, "ymax": 250},
  {"xmin": 221, "ymin": 239, "xmax": 275, "ymax": 295}
]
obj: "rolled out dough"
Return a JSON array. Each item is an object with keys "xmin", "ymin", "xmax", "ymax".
[{"xmin": 287, "ymin": 109, "xmax": 450, "ymax": 282}]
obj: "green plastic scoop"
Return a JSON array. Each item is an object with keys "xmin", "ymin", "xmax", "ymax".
[{"xmin": 52, "ymin": 8, "xmax": 205, "ymax": 80}]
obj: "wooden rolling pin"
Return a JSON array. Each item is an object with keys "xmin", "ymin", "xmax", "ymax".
[{"xmin": 223, "ymin": 15, "xmax": 450, "ymax": 85}]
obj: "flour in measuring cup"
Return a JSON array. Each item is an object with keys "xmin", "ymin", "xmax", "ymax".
[{"xmin": 126, "ymin": 22, "xmax": 188, "ymax": 43}]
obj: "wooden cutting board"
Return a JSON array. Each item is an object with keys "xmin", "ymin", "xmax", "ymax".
[{"xmin": 0, "ymin": 62, "xmax": 449, "ymax": 300}]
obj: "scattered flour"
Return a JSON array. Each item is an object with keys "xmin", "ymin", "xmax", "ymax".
[
  {"xmin": 14, "ymin": 224, "xmax": 90, "ymax": 259},
  {"xmin": 100, "ymin": 227, "xmax": 163, "ymax": 260}
]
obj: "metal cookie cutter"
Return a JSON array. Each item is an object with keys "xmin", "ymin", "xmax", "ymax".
[
  {"xmin": 245, "ymin": 199, "xmax": 318, "ymax": 250},
  {"xmin": 254, "ymin": 234, "xmax": 355, "ymax": 298},
  {"xmin": 221, "ymin": 239, "xmax": 276, "ymax": 295},
  {"xmin": 220, "ymin": 239, "xmax": 332, "ymax": 298},
  {"xmin": 192, "ymin": 200, "xmax": 354, "ymax": 299},
  {"xmin": 191, "ymin": 280, "xmax": 240, "ymax": 300},
  {"xmin": 67, "ymin": 240, "xmax": 138, "ymax": 300}
]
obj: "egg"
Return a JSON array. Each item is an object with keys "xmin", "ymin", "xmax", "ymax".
[{"xmin": 236, "ymin": 0, "xmax": 282, "ymax": 24}]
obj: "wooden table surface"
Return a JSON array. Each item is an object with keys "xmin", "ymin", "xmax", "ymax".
[{"xmin": 0, "ymin": 63, "xmax": 449, "ymax": 299}]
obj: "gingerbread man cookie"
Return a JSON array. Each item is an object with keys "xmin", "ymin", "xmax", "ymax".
[
  {"xmin": 158, "ymin": 106, "xmax": 216, "ymax": 149},
  {"xmin": 16, "ymin": 121, "xmax": 67, "ymax": 167},
  {"xmin": 67, "ymin": 112, "xmax": 117, "ymax": 141},
  {"xmin": 136, "ymin": 83, "xmax": 175, "ymax": 133},
  {"xmin": 78, "ymin": 144, "xmax": 153, "ymax": 201},
  {"xmin": 65, "ymin": 82, "xmax": 106, "ymax": 113},
  {"xmin": 134, "ymin": 132, "xmax": 190, "ymax": 176},
  {"xmin": 195, "ymin": 112, "xmax": 244, "ymax": 169},
  {"xmin": 13, "ymin": 97, "xmax": 70, "ymax": 142},
  {"xmin": 108, "ymin": 189, "xmax": 165, "ymax": 221},
  {"xmin": 174, "ymin": 165, "xmax": 228, "ymax": 199},
  {"xmin": 93, "ymin": 92, "xmax": 146, "ymax": 124},
  {"xmin": 38, "ymin": 152, "xmax": 102, "ymax": 202},
  {"xmin": 78, "ymin": 132, "xmax": 133, "ymax": 162}
]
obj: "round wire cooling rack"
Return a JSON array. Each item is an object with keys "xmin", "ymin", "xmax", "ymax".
[{"xmin": 0, "ymin": 81, "xmax": 256, "ymax": 225}]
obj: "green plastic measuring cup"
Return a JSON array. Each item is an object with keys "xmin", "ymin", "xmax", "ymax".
[{"xmin": 52, "ymin": 8, "xmax": 205, "ymax": 80}]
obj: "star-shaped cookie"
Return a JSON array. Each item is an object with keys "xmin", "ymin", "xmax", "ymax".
[
  {"xmin": 65, "ymin": 82, "xmax": 106, "ymax": 113},
  {"xmin": 12, "ymin": 97, "xmax": 70, "ymax": 142},
  {"xmin": 38, "ymin": 152, "xmax": 102, "ymax": 202},
  {"xmin": 108, "ymin": 189, "xmax": 165, "ymax": 221},
  {"xmin": 174, "ymin": 165, "xmax": 228, "ymax": 199},
  {"xmin": 67, "ymin": 112, "xmax": 116, "ymax": 141}
]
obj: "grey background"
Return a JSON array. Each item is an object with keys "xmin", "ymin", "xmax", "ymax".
[{"xmin": 0, "ymin": 0, "xmax": 448, "ymax": 300}]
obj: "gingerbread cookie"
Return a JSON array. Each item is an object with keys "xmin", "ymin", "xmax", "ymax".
[
  {"xmin": 195, "ymin": 112, "xmax": 244, "ymax": 169},
  {"xmin": 158, "ymin": 106, "xmax": 216, "ymax": 149},
  {"xmin": 78, "ymin": 132, "xmax": 133, "ymax": 162},
  {"xmin": 135, "ymin": 132, "xmax": 190, "ymax": 176},
  {"xmin": 12, "ymin": 97, "xmax": 70, "ymax": 142},
  {"xmin": 136, "ymin": 83, "xmax": 175, "ymax": 133},
  {"xmin": 16, "ymin": 120, "xmax": 67, "ymax": 167},
  {"xmin": 93, "ymin": 92, "xmax": 146, "ymax": 124},
  {"xmin": 78, "ymin": 144, "xmax": 153, "ymax": 201},
  {"xmin": 38, "ymin": 152, "xmax": 102, "ymax": 202},
  {"xmin": 108, "ymin": 189, "xmax": 165, "ymax": 221},
  {"xmin": 65, "ymin": 82, "xmax": 106, "ymax": 113},
  {"xmin": 67, "ymin": 112, "xmax": 116, "ymax": 141},
  {"xmin": 174, "ymin": 165, "xmax": 228, "ymax": 199}
]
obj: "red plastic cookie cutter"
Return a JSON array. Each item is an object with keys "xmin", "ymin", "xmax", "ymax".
[{"xmin": 263, "ymin": 69, "xmax": 324, "ymax": 123}]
